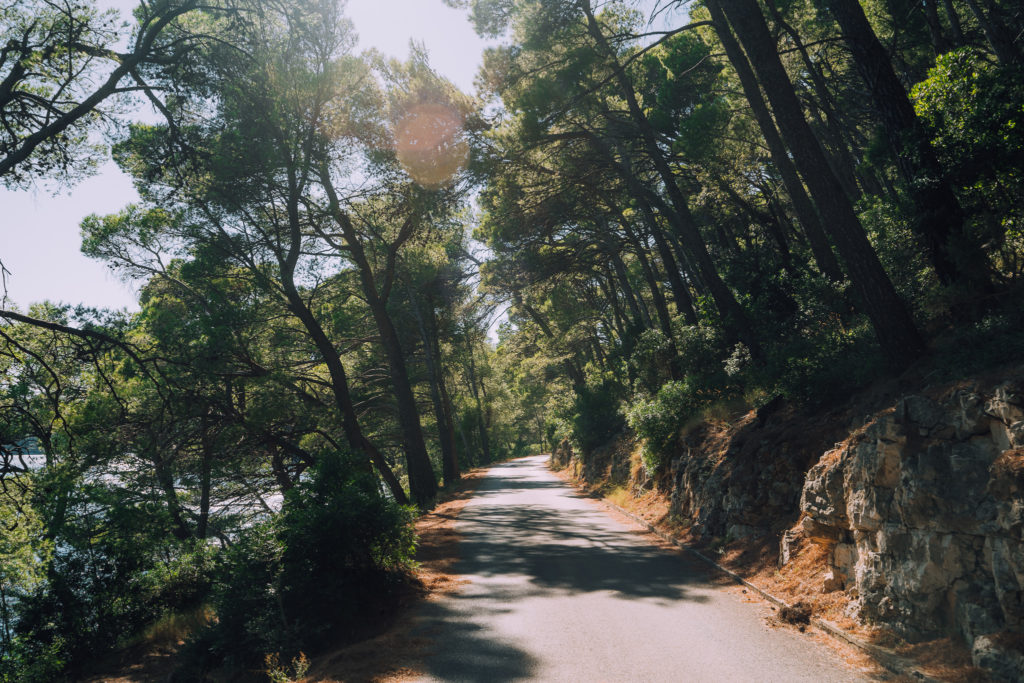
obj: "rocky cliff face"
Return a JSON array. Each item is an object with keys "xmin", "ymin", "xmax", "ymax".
[
  {"xmin": 799, "ymin": 380, "xmax": 1024, "ymax": 673},
  {"xmin": 665, "ymin": 401, "xmax": 846, "ymax": 542}
]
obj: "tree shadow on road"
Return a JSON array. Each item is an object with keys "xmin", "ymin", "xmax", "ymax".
[
  {"xmin": 453, "ymin": 504, "xmax": 715, "ymax": 602},
  {"xmin": 411, "ymin": 599, "xmax": 539, "ymax": 681}
]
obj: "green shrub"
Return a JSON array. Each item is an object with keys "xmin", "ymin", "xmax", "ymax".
[
  {"xmin": 570, "ymin": 377, "xmax": 625, "ymax": 454},
  {"xmin": 625, "ymin": 379, "xmax": 699, "ymax": 473},
  {"xmin": 2, "ymin": 477, "xmax": 217, "ymax": 680},
  {"xmin": 672, "ymin": 323, "xmax": 731, "ymax": 391},
  {"xmin": 183, "ymin": 452, "xmax": 416, "ymax": 674},
  {"xmin": 913, "ymin": 50, "xmax": 1024, "ymax": 285},
  {"xmin": 629, "ymin": 329, "xmax": 676, "ymax": 393}
]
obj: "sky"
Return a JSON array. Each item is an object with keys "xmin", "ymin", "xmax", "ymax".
[{"xmin": 0, "ymin": 0, "xmax": 496, "ymax": 312}]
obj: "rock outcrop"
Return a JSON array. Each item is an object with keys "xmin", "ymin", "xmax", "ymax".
[
  {"xmin": 799, "ymin": 380, "xmax": 1024, "ymax": 677},
  {"xmin": 665, "ymin": 401, "xmax": 844, "ymax": 541}
]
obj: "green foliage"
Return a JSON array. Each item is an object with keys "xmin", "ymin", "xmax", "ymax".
[
  {"xmin": 857, "ymin": 196, "xmax": 934, "ymax": 312},
  {"xmin": 750, "ymin": 313, "xmax": 882, "ymax": 404},
  {"xmin": 628, "ymin": 329, "xmax": 676, "ymax": 394},
  {"xmin": 672, "ymin": 324, "xmax": 732, "ymax": 391},
  {"xmin": 930, "ymin": 304, "xmax": 1024, "ymax": 378},
  {"xmin": 277, "ymin": 453, "xmax": 416, "ymax": 639},
  {"xmin": 0, "ymin": 475, "xmax": 51, "ymax": 599},
  {"xmin": 0, "ymin": 635, "xmax": 66, "ymax": 683},
  {"xmin": 4, "ymin": 475, "xmax": 216, "ymax": 678},
  {"xmin": 185, "ymin": 452, "xmax": 416, "ymax": 673},
  {"xmin": 913, "ymin": 52, "xmax": 1024, "ymax": 281},
  {"xmin": 625, "ymin": 379, "xmax": 698, "ymax": 474},
  {"xmin": 570, "ymin": 377, "xmax": 625, "ymax": 454}
]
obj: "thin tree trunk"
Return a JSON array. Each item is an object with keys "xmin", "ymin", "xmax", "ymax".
[
  {"xmin": 198, "ymin": 425, "xmax": 213, "ymax": 540},
  {"xmin": 765, "ymin": 0, "xmax": 864, "ymax": 200},
  {"xmin": 942, "ymin": 0, "xmax": 966, "ymax": 45},
  {"xmin": 623, "ymin": 225, "xmax": 676, "ymax": 341},
  {"xmin": 439, "ymin": 377, "xmax": 460, "ymax": 477},
  {"xmin": 410, "ymin": 285, "xmax": 460, "ymax": 485},
  {"xmin": 154, "ymin": 450, "xmax": 191, "ymax": 540},
  {"xmin": 277, "ymin": 166, "xmax": 409, "ymax": 504},
  {"xmin": 626, "ymin": 203, "xmax": 698, "ymax": 324},
  {"xmin": 717, "ymin": 177, "xmax": 794, "ymax": 270},
  {"xmin": 464, "ymin": 333, "xmax": 492, "ymax": 464},
  {"xmin": 922, "ymin": 0, "xmax": 954, "ymax": 54},
  {"xmin": 279, "ymin": 280, "xmax": 408, "ymax": 504},
  {"xmin": 610, "ymin": 250, "xmax": 652, "ymax": 329},
  {"xmin": 598, "ymin": 270, "xmax": 630, "ymax": 340},
  {"xmin": 964, "ymin": 0, "xmax": 1021, "ymax": 64},
  {"xmin": 320, "ymin": 183, "xmax": 437, "ymax": 507}
]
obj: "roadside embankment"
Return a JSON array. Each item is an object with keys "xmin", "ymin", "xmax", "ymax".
[{"xmin": 553, "ymin": 365, "xmax": 1024, "ymax": 682}]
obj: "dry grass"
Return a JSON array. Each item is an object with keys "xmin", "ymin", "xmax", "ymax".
[
  {"xmin": 894, "ymin": 637, "xmax": 992, "ymax": 683},
  {"xmin": 138, "ymin": 605, "xmax": 215, "ymax": 648}
]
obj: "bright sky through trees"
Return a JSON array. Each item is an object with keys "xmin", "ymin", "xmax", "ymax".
[{"xmin": 0, "ymin": 0, "xmax": 495, "ymax": 312}]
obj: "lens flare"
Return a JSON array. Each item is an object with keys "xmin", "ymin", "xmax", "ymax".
[{"xmin": 394, "ymin": 102, "xmax": 469, "ymax": 189}]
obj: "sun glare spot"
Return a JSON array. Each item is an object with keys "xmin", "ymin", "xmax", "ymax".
[{"xmin": 394, "ymin": 102, "xmax": 469, "ymax": 189}]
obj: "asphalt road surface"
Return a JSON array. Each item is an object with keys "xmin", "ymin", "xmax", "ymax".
[{"xmin": 414, "ymin": 455, "xmax": 871, "ymax": 682}]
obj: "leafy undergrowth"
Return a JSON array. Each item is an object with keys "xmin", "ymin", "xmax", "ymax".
[{"xmin": 85, "ymin": 469, "xmax": 490, "ymax": 683}]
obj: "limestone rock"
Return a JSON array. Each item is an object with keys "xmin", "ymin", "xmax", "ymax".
[
  {"xmin": 798, "ymin": 380, "xmax": 1024, "ymax": 646},
  {"xmin": 779, "ymin": 528, "xmax": 801, "ymax": 567},
  {"xmin": 972, "ymin": 633, "xmax": 1024, "ymax": 682},
  {"xmin": 822, "ymin": 570, "xmax": 843, "ymax": 593}
]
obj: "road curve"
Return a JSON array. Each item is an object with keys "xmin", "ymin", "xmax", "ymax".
[{"xmin": 414, "ymin": 455, "xmax": 870, "ymax": 682}]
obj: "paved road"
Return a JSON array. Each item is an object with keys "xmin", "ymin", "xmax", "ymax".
[{"xmin": 415, "ymin": 455, "xmax": 871, "ymax": 682}]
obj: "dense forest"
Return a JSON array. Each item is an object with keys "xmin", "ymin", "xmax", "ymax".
[{"xmin": 1, "ymin": 0, "xmax": 1022, "ymax": 679}]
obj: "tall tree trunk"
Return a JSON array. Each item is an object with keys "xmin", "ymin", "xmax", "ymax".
[
  {"xmin": 464, "ymin": 333, "xmax": 493, "ymax": 464},
  {"xmin": 409, "ymin": 285, "xmax": 460, "ymax": 486},
  {"xmin": 321, "ymin": 186, "xmax": 437, "ymax": 507},
  {"xmin": 154, "ymin": 449, "xmax": 191, "ymax": 540},
  {"xmin": 438, "ymin": 377, "xmax": 460, "ymax": 477},
  {"xmin": 622, "ymin": 225, "xmax": 677, "ymax": 341},
  {"xmin": 610, "ymin": 249, "xmax": 652, "ymax": 329},
  {"xmin": 664, "ymin": 219, "xmax": 710, "ymax": 297},
  {"xmin": 456, "ymin": 420, "xmax": 475, "ymax": 467},
  {"xmin": 717, "ymin": 176, "xmax": 794, "ymax": 270},
  {"xmin": 826, "ymin": 0, "xmax": 992, "ymax": 296},
  {"xmin": 922, "ymin": 0, "xmax": 954, "ymax": 54},
  {"xmin": 197, "ymin": 424, "xmax": 213, "ymax": 540},
  {"xmin": 765, "ymin": 0, "xmax": 865, "ymax": 200},
  {"xmin": 626, "ymin": 203, "xmax": 698, "ymax": 324},
  {"xmin": 716, "ymin": 0, "xmax": 924, "ymax": 368},
  {"xmin": 598, "ymin": 270, "xmax": 630, "ymax": 340},
  {"xmin": 354, "ymin": 277, "xmax": 437, "ymax": 506},
  {"xmin": 941, "ymin": 0, "xmax": 966, "ymax": 45},
  {"xmin": 278, "ymin": 168, "xmax": 409, "ymax": 504},
  {"xmin": 279, "ymin": 282, "xmax": 408, "ymax": 504}
]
